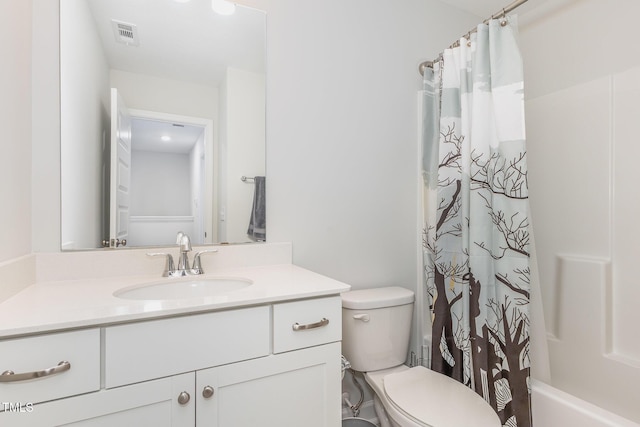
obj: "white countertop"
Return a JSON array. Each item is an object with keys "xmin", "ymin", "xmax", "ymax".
[{"xmin": 0, "ymin": 264, "xmax": 351, "ymax": 339}]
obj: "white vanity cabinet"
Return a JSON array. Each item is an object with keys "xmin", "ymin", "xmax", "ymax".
[
  {"xmin": 3, "ymin": 372, "xmax": 195, "ymax": 426},
  {"xmin": 0, "ymin": 296, "xmax": 343, "ymax": 427},
  {"xmin": 196, "ymin": 296, "xmax": 342, "ymax": 427}
]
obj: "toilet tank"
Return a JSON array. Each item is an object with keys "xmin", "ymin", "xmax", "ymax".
[{"xmin": 341, "ymin": 287, "xmax": 415, "ymax": 372}]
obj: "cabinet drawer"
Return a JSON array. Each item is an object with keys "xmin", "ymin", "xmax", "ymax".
[
  {"xmin": 0, "ymin": 329, "xmax": 100, "ymax": 405},
  {"xmin": 273, "ymin": 296, "xmax": 341, "ymax": 353},
  {"xmin": 104, "ymin": 306, "xmax": 270, "ymax": 388}
]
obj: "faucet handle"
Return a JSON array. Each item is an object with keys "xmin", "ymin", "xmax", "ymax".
[
  {"xmin": 147, "ymin": 252, "xmax": 176, "ymax": 277},
  {"xmin": 191, "ymin": 249, "xmax": 218, "ymax": 275}
]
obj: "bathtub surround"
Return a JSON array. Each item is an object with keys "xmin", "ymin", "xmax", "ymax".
[
  {"xmin": 527, "ymin": 73, "xmax": 640, "ymax": 422},
  {"xmin": 422, "ymin": 15, "xmax": 531, "ymax": 427},
  {"xmin": 521, "ymin": 0, "xmax": 640, "ymax": 423}
]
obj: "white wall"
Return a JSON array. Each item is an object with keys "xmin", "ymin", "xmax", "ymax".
[
  {"xmin": 131, "ymin": 151, "xmax": 191, "ymax": 216},
  {"xmin": 31, "ymin": 0, "xmax": 60, "ymax": 253},
  {"xmin": 0, "ymin": 0, "xmax": 32, "ymax": 263},
  {"xmin": 128, "ymin": 150, "xmax": 194, "ymax": 246},
  {"xmin": 220, "ymin": 67, "xmax": 266, "ymax": 243},
  {"xmin": 110, "ymin": 70, "xmax": 219, "ymax": 120},
  {"xmin": 521, "ymin": 0, "xmax": 640, "ymax": 422},
  {"xmin": 112, "ymin": 70, "xmax": 219, "ymax": 244},
  {"xmin": 60, "ymin": 0, "xmax": 111, "ymax": 250},
  {"xmin": 239, "ymin": 0, "xmax": 479, "ymax": 291}
]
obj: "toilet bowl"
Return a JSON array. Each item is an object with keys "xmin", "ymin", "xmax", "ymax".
[{"xmin": 341, "ymin": 287, "xmax": 501, "ymax": 427}]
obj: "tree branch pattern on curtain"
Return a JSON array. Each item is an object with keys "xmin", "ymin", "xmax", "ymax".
[{"xmin": 422, "ymin": 16, "xmax": 531, "ymax": 427}]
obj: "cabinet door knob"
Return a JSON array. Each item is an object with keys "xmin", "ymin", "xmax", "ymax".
[
  {"xmin": 177, "ymin": 391, "xmax": 191, "ymax": 405},
  {"xmin": 202, "ymin": 385, "xmax": 215, "ymax": 398}
]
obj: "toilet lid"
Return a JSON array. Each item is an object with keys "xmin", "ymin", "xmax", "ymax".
[{"xmin": 383, "ymin": 366, "xmax": 501, "ymax": 427}]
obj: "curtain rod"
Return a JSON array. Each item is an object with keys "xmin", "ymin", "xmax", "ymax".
[{"xmin": 418, "ymin": 0, "xmax": 528, "ymax": 75}]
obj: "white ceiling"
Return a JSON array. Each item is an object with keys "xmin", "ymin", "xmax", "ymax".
[
  {"xmin": 131, "ymin": 118, "xmax": 204, "ymax": 154},
  {"xmin": 437, "ymin": 0, "xmax": 542, "ymax": 20},
  {"xmin": 84, "ymin": 0, "xmax": 543, "ymax": 92},
  {"xmin": 86, "ymin": 0, "xmax": 266, "ymax": 88}
]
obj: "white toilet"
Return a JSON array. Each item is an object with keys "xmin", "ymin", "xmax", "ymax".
[{"xmin": 341, "ymin": 287, "xmax": 501, "ymax": 427}]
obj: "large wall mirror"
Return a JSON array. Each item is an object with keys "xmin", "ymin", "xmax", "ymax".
[{"xmin": 60, "ymin": 0, "xmax": 266, "ymax": 250}]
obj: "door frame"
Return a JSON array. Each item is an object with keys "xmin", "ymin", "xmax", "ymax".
[{"xmin": 128, "ymin": 109, "xmax": 216, "ymax": 244}]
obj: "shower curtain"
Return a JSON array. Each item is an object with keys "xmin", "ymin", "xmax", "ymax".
[{"xmin": 422, "ymin": 16, "xmax": 531, "ymax": 427}]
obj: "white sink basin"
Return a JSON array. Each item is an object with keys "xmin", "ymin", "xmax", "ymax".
[{"xmin": 114, "ymin": 277, "xmax": 253, "ymax": 300}]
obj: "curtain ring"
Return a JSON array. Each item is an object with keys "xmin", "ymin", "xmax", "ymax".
[
  {"xmin": 500, "ymin": 8, "xmax": 508, "ymax": 26},
  {"xmin": 466, "ymin": 31, "xmax": 472, "ymax": 47}
]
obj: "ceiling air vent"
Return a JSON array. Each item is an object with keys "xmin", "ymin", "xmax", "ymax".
[{"xmin": 111, "ymin": 20, "xmax": 139, "ymax": 46}]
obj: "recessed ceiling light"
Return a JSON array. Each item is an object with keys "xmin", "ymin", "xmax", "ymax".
[
  {"xmin": 212, "ymin": 0, "xmax": 236, "ymax": 15},
  {"xmin": 161, "ymin": 135, "xmax": 171, "ymax": 142}
]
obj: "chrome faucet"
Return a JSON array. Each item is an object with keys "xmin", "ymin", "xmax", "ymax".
[
  {"xmin": 176, "ymin": 231, "xmax": 192, "ymax": 272},
  {"xmin": 147, "ymin": 232, "xmax": 218, "ymax": 277}
]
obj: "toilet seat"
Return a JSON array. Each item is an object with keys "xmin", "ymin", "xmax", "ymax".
[
  {"xmin": 365, "ymin": 367, "xmax": 424, "ymax": 427},
  {"xmin": 382, "ymin": 366, "xmax": 501, "ymax": 427}
]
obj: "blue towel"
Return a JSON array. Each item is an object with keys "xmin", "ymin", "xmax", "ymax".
[{"xmin": 247, "ymin": 176, "xmax": 266, "ymax": 241}]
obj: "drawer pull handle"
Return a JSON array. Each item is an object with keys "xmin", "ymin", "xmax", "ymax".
[
  {"xmin": 0, "ymin": 360, "xmax": 71, "ymax": 383},
  {"xmin": 292, "ymin": 318, "xmax": 329, "ymax": 331}
]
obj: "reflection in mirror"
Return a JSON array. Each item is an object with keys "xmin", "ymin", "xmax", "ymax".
[
  {"xmin": 60, "ymin": 0, "xmax": 266, "ymax": 250},
  {"xmin": 127, "ymin": 111, "xmax": 211, "ymax": 247}
]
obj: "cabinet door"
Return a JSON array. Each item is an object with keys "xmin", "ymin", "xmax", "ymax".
[
  {"xmin": 196, "ymin": 342, "xmax": 341, "ymax": 427},
  {"xmin": 1, "ymin": 373, "xmax": 195, "ymax": 427}
]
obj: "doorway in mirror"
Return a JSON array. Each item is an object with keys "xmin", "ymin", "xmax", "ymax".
[{"xmin": 124, "ymin": 109, "xmax": 214, "ymax": 247}]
